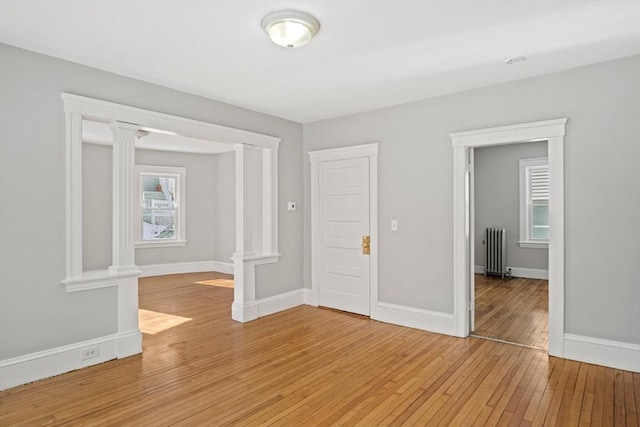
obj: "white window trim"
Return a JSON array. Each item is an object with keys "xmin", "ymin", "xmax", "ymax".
[
  {"xmin": 519, "ymin": 157, "xmax": 549, "ymax": 248},
  {"xmin": 134, "ymin": 165, "xmax": 187, "ymax": 248}
]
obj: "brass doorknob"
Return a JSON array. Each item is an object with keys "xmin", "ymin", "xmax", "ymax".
[{"xmin": 361, "ymin": 235, "xmax": 370, "ymax": 255}]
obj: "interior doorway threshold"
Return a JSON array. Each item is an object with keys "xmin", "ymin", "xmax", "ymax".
[{"xmin": 470, "ymin": 334, "xmax": 547, "ymax": 352}]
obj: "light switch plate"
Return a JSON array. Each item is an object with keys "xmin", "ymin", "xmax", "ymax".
[
  {"xmin": 287, "ymin": 202, "xmax": 296, "ymax": 211},
  {"xmin": 391, "ymin": 219, "xmax": 398, "ymax": 231}
]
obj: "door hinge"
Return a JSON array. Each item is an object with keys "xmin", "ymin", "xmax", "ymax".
[{"xmin": 469, "ymin": 301, "xmax": 474, "ymax": 311}]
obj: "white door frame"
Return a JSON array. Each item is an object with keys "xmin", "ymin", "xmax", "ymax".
[
  {"xmin": 309, "ymin": 143, "xmax": 379, "ymax": 318},
  {"xmin": 450, "ymin": 119, "xmax": 567, "ymax": 357}
]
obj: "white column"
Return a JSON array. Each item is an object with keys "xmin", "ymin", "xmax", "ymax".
[
  {"xmin": 109, "ymin": 122, "xmax": 140, "ymax": 274},
  {"xmin": 108, "ymin": 121, "xmax": 142, "ymax": 356},
  {"xmin": 262, "ymin": 147, "xmax": 278, "ymax": 255},
  {"xmin": 234, "ymin": 144, "xmax": 262, "ymax": 257}
]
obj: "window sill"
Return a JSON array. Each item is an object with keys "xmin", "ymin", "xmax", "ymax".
[
  {"xmin": 135, "ymin": 240, "xmax": 187, "ymax": 249},
  {"xmin": 519, "ymin": 240, "xmax": 548, "ymax": 249}
]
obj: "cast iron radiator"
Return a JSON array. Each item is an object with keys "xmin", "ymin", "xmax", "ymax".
[{"xmin": 485, "ymin": 227, "xmax": 509, "ymax": 279}]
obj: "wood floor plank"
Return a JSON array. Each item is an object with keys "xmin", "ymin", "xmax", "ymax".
[
  {"xmin": 474, "ymin": 274, "xmax": 548, "ymax": 349},
  {"xmin": 0, "ymin": 272, "xmax": 637, "ymax": 426}
]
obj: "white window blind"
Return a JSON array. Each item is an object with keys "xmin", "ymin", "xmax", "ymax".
[
  {"xmin": 530, "ymin": 167, "xmax": 549, "ymax": 202},
  {"xmin": 519, "ymin": 157, "xmax": 549, "ymax": 247}
]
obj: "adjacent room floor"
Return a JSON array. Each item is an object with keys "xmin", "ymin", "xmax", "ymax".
[
  {"xmin": 1, "ymin": 272, "xmax": 637, "ymax": 426},
  {"xmin": 474, "ymin": 274, "xmax": 549, "ymax": 349}
]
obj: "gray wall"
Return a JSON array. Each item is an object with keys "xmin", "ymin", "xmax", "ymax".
[
  {"xmin": 134, "ymin": 149, "xmax": 229, "ymax": 266},
  {"xmin": 0, "ymin": 43, "xmax": 302, "ymax": 360},
  {"xmin": 303, "ymin": 55, "xmax": 640, "ymax": 345},
  {"xmin": 83, "ymin": 143, "xmax": 112, "ymax": 270},
  {"xmin": 82, "ymin": 146, "xmax": 236, "ymax": 270},
  {"xmin": 474, "ymin": 142, "xmax": 548, "ymax": 272}
]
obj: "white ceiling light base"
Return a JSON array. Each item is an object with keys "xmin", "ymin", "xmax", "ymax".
[{"xmin": 261, "ymin": 9, "xmax": 320, "ymax": 49}]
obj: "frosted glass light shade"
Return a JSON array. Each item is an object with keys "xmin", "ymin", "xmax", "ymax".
[{"xmin": 261, "ymin": 10, "xmax": 320, "ymax": 49}]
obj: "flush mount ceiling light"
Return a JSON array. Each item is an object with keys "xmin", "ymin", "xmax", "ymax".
[
  {"xmin": 506, "ymin": 56, "xmax": 526, "ymax": 65},
  {"xmin": 261, "ymin": 9, "xmax": 320, "ymax": 49}
]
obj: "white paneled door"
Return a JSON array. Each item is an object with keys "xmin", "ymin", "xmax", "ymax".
[{"xmin": 318, "ymin": 157, "xmax": 370, "ymax": 315}]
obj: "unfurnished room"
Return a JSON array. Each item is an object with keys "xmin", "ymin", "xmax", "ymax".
[{"xmin": 0, "ymin": 1, "xmax": 639, "ymax": 425}]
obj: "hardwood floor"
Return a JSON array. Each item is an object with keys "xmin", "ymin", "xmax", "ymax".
[
  {"xmin": 474, "ymin": 274, "xmax": 549, "ymax": 349},
  {"xmin": 1, "ymin": 272, "xmax": 638, "ymax": 426}
]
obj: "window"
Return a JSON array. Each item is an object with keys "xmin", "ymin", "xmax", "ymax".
[
  {"xmin": 135, "ymin": 165, "xmax": 186, "ymax": 247},
  {"xmin": 519, "ymin": 157, "xmax": 549, "ymax": 248}
]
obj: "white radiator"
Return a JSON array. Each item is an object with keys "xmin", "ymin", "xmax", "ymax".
[{"xmin": 485, "ymin": 227, "xmax": 509, "ymax": 279}]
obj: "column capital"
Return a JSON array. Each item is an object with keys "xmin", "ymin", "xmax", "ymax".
[{"xmin": 109, "ymin": 121, "xmax": 141, "ymax": 132}]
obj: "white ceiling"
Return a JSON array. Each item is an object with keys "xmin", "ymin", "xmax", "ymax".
[{"xmin": 1, "ymin": 1, "xmax": 639, "ymax": 123}]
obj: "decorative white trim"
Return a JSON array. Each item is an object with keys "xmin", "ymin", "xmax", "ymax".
[
  {"xmin": 62, "ymin": 269, "xmax": 141, "ymax": 293},
  {"xmin": 309, "ymin": 143, "xmax": 379, "ymax": 318},
  {"xmin": 231, "ymin": 301, "xmax": 258, "ymax": 323},
  {"xmin": 135, "ymin": 240, "xmax": 187, "ymax": 249},
  {"xmin": 62, "ymin": 93, "xmax": 280, "ymax": 333},
  {"xmin": 564, "ymin": 334, "xmax": 640, "ymax": 373},
  {"xmin": 232, "ymin": 289, "xmax": 304, "ymax": 322},
  {"xmin": 450, "ymin": 119, "xmax": 567, "ymax": 148},
  {"xmin": 303, "ymin": 288, "xmax": 318, "ymax": 306},
  {"xmin": 451, "ymin": 118, "xmax": 566, "ymax": 358},
  {"xmin": 309, "ymin": 143, "xmax": 380, "ymax": 162},
  {"xmin": 235, "ymin": 253, "xmax": 282, "ymax": 265},
  {"xmin": 213, "ymin": 261, "xmax": 234, "ymax": 275},
  {"xmin": 138, "ymin": 261, "xmax": 235, "ymax": 277},
  {"xmin": 62, "ymin": 93, "xmax": 281, "ymax": 149},
  {"xmin": 376, "ymin": 302, "xmax": 456, "ymax": 337},
  {"xmin": 109, "ymin": 122, "xmax": 139, "ymax": 275},
  {"xmin": 509, "ymin": 267, "xmax": 549, "ymax": 280},
  {"xmin": 474, "ymin": 265, "xmax": 549, "ymax": 280},
  {"xmin": 0, "ymin": 331, "xmax": 141, "ymax": 391},
  {"xmin": 256, "ymin": 289, "xmax": 305, "ymax": 317},
  {"xmin": 518, "ymin": 241, "xmax": 548, "ymax": 249}
]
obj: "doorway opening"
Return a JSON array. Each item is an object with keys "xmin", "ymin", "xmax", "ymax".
[
  {"xmin": 450, "ymin": 118, "xmax": 566, "ymax": 358},
  {"xmin": 471, "ymin": 142, "xmax": 549, "ymax": 350}
]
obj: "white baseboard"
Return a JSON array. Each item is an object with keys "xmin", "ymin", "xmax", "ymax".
[
  {"xmin": 138, "ymin": 261, "xmax": 234, "ymax": 277},
  {"xmin": 474, "ymin": 265, "xmax": 548, "ymax": 280},
  {"xmin": 232, "ymin": 289, "xmax": 305, "ymax": 323},
  {"xmin": 0, "ymin": 331, "xmax": 142, "ymax": 391},
  {"xmin": 564, "ymin": 334, "xmax": 640, "ymax": 373},
  {"xmin": 303, "ymin": 288, "xmax": 318, "ymax": 306},
  {"xmin": 256, "ymin": 289, "xmax": 305, "ymax": 317},
  {"xmin": 212, "ymin": 261, "xmax": 234, "ymax": 275},
  {"xmin": 374, "ymin": 302, "xmax": 456, "ymax": 337}
]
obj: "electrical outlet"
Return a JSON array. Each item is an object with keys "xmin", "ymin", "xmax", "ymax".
[{"xmin": 81, "ymin": 346, "xmax": 99, "ymax": 360}]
